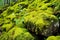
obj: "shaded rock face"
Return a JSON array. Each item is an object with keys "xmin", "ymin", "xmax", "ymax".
[
  {"xmin": 41, "ymin": 21, "xmax": 59, "ymax": 36},
  {"xmin": 54, "ymin": 11, "xmax": 60, "ymax": 34},
  {"xmin": 24, "ymin": 21, "xmax": 59, "ymax": 37}
]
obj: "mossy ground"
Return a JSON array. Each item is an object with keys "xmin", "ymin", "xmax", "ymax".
[{"xmin": 0, "ymin": 0, "xmax": 60, "ymax": 40}]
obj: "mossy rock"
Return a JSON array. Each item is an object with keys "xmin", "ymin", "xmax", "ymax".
[
  {"xmin": 0, "ymin": 27, "xmax": 35, "ymax": 40},
  {"xmin": 24, "ymin": 11, "xmax": 59, "ymax": 36},
  {"xmin": 0, "ymin": 0, "xmax": 60, "ymax": 40}
]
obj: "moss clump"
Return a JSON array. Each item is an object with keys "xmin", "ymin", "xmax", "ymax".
[
  {"xmin": 47, "ymin": 36, "xmax": 60, "ymax": 40},
  {"xmin": 24, "ymin": 10, "xmax": 58, "ymax": 36},
  {"xmin": 0, "ymin": 26, "xmax": 35, "ymax": 40}
]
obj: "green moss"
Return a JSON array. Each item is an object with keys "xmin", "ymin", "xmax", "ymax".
[
  {"xmin": 24, "ymin": 10, "xmax": 58, "ymax": 36},
  {"xmin": 47, "ymin": 36, "xmax": 57, "ymax": 40},
  {"xmin": 47, "ymin": 36, "xmax": 60, "ymax": 40},
  {"xmin": 0, "ymin": 27, "xmax": 35, "ymax": 40},
  {"xmin": 0, "ymin": 0, "xmax": 60, "ymax": 40}
]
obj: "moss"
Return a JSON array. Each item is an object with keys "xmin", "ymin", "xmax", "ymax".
[
  {"xmin": 0, "ymin": 0, "xmax": 60, "ymax": 40},
  {"xmin": 0, "ymin": 27, "xmax": 35, "ymax": 40},
  {"xmin": 47, "ymin": 36, "xmax": 60, "ymax": 40},
  {"xmin": 24, "ymin": 10, "xmax": 58, "ymax": 36},
  {"xmin": 46, "ymin": 36, "xmax": 57, "ymax": 40}
]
